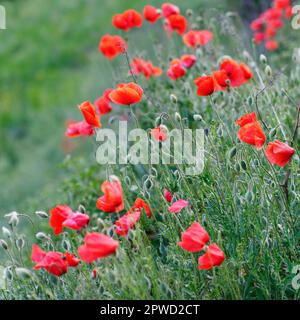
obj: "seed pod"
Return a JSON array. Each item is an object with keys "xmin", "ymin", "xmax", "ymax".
[
  {"xmin": 240, "ymin": 160, "xmax": 247, "ymax": 171},
  {"xmin": 2, "ymin": 227, "xmax": 11, "ymax": 239},
  {"xmin": 259, "ymin": 54, "xmax": 267, "ymax": 64},
  {"xmin": 36, "ymin": 232, "xmax": 48, "ymax": 240},
  {"xmin": 35, "ymin": 211, "xmax": 49, "ymax": 219},
  {"xmin": 15, "ymin": 268, "xmax": 32, "ymax": 279},
  {"xmin": 0, "ymin": 239, "xmax": 8, "ymax": 250},
  {"xmin": 193, "ymin": 114, "xmax": 202, "ymax": 121}
]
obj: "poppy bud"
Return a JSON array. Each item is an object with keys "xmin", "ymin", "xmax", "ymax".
[
  {"xmin": 265, "ymin": 65, "xmax": 272, "ymax": 77},
  {"xmin": 269, "ymin": 128, "xmax": 277, "ymax": 138},
  {"xmin": 155, "ymin": 116, "xmax": 162, "ymax": 127},
  {"xmin": 5, "ymin": 212, "xmax": 19, "ymax": 227},
  {"xmin": 2, "ymin": 227, "xmax": 11, "ymax": 239},
  {"xmin": 35, "ymin": 211, "xmax": 49, "ymax": 219},
  {"xmin": 0, "ymin": 239, "xmax": 8, "ymax": 250},
  {"xmin": 259, "ymin": 54, "xmax": 267, "ymax": 64},
  {"xmin": 186, "ymin": 9, "xmax": 193, "ymax": 17},
  {"xmin": 175, "ymin": 112, "xmax": 181, "ymax": 122},
  {"xmin": 234, "ymin": 163, "xmax": 241, "ymax": 172},
  {"xmin": 78, "ymin": 204, "xmax": 86, "ymax": 213},
  {"xmin": 15, "ymin": 268, "xmax": 32, "ymax": 279},
  {"xmin": 193, "ymin": 114, "xmax": 203, "ymax": 121},
  {"xmin": 228, "ymin": 146, "xmax": 237, "ymax": 159},
  {"xmin": 61, "ymin": 239, "xmax": 71, "ymax": 251},
  {"xmin": 217, "ymin": 125, "xmax": 223, "ymax": 137},
  {"xmin": 16, "ymin": 237, "xmax": 25, "ymax": 250},
  {"xmin": 4, "ymin": 267, "xmax": 13, "ymax": 281},
  {"xmin": 240, "ymin": 160, "xmax": 247, "ymax": 171},
  {"xmin": 170, "ymin": 94, "xmax": 178, "ymax": 104},
  {"xmin": 247, "ymin": 96, "xmax": 253, "ymax": 106},
  {"xmin": 36, "ymin": 232, "xmax": 49, "ymax": 240},
  {"xmin": 246, "ymin": 190, "xmax": 254, "ymax": 203}
]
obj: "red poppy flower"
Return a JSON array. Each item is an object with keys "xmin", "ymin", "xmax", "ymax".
[
  {"xmin": 130, "ymin": 58, "xmax": 162, "ymax": 79},
  {"xmin": 253, "ymin": 32, "xmax": 265, "ymax": 44},
  {"xmin": 78, "ymin": 101, "xmax": 101, "ymax": 128},
  {"xmin": 112, "ymin": 9, "xmax": 143, "ymax": 32},
  {"xmin": 115, "ymin": 209, "xmax": 141, "ymax": 236},
  {"xmin": 165, "ymin": 14, "xmax": 187, "ymax": 35},
  {"xmin": 265, "ymin": 39, "xmax": 279, "ymax": 51},
  {"xmin": 65, "ymin": 120, "xmax": 94, "ymax": 138},
  {"xmin": 168, "ymin": 199, "xmax": 189, "ymax": 213},
  {"xmin": 96, "ymin": 178, "xmax": 124, "ymax": 213},
  {"xmin": 198, "ymin": 243, "xmax": 225, "ymax": 270},
  {"xmin": 250, "ymin": 18, "xmax": 264, "ymax": 31},
  {"xmin": 164, "ymin": 189, "xmax": 173, "ymax": 203},
  {"xmin": 32, "ymin": 244, "xmax": 79, "ymax": 276},
  {"xmin": 64, "ymin": 252, "xmax": 80, "ymax": 267},
  {"xmin": 133, "ymin": 198, "xmax": 151, "ymax": 218},
  {"xmin": 178, "ymin": 222, "xmax": 210, "ymax": 252},
  {"xmin": 180, "ymin": 54, "xmax": 196, "ymax": 69},
  {"xmin": 78, "ymin": 232, "xmax": 119, "ymax": 263},
  {"xmin": 95, "ymin": 89, "xmax": 113, "ymax": 115},
  {"xmin": 219, "ymin": 59, "xmax": 246, "ymax": 88},
  {"xmin": 236, "ymin": 112, "xmax": 266, "ymax": 150},
  {"xmin": 265, "ymin": 140, "xmax": 295, "ymax": 167},
  {"xmin": 50, "ymin": 205, "xmax": 90, "ymax": 235},
  {"xmin": 161, "ymin": 3, "xmax": 180, "ymax": 18},
  {"xmin": 109, "ymin": 82, "xmax": 143, "ymax": 105},
  {"xmin": 99, "ymin": 34, "xmax": 127, "ymax": 60},
  {"xmin": 183, "ymin": 30, "xmax": 213, "ymax": 48},
  {"xmin": 212, "ymin": 70, "xmax": 229, "ymax": 91},
  {"xmin": 167, "ymin": 59, "xmax": 186, "ymax": 80},
  {"xmin": 151, "ymin": 126, "xmax": 168, "ymax": 142},
  {"xmin": 240, "ymin": 63, "xmax": 253, "ymax": 81},
  {"xmin": 143, "ymin": 5, "xmax": 161, "ymax": 23},
  {"xmin": 274, "ymin": 0, "xmax": 290, "ymax": 9},
  {"xmin": 194, "ymin": 75, "xmax": 215, "ymax": 96}
]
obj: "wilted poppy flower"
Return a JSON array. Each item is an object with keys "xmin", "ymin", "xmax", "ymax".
[
  {"xmin": 112, "ymin": 9, "xmax": 143, "ymax": 32},
  {"xmin": 143, "ymin": 5, "xmax": 161, "ymax": 23},
  {"xmin": 65, "ymin": 120, "xmax": 94, "ymax": 138},
  {"xmin": 99, "ymin": 34, "xmax": 127, "ymax": 60},
  {"xmin": 167, "ymin": 59, "xmax": 186, "ymax": 80},
  {"xmin": 115, "ymin": 209, "xmax": 141, "ymax": 236},
  {"xmin": 130, "ymin": 58, "xmax": 162, "ymax": 79},
  {"xmin": 50, "ymin": 205, "xmax": 90, "ymax": 235},
  {"xmin": 180, "ymin": 54, "xmax": 197, "ymax": 69},
  {"xmin": 96, "ymin": 178, "xmax": 124, "ymax": 213},
  {"xmin": 78, "ymin": 101, "xmax": 101, "ymax": 128},
  {"xmin": 165, "ymin": 14, "xmax": 187, "ymax": 35},
  {"xmin": 32, "ymin": 244, "xmax": 79, "ymax": 276},
  {"xmin": 178, "ymin": 222, "xmax": 210, "ymax": 252},
  {"xmin": 161, "ymin": 3, "xmax": 180, "ymax": 18},
  {"xmin": 95, "ymin": 89, "xmax": 113, "ymax": 115},
  {"xmin": 236, "ymin": 112, "xmax": 266, "ymax": 150},
  {"xmin": 151, "ymin": 126, "xmax": 168, "ymax": 142},
  {"xmin": 183, "ymin": 30, "xmax": 213, "ymax": 48},
  {"xmin": 78, "ymin": 232, "xmax": 119, "ymax": 263},
  {"xmin": 198, "ymin": 243, "xmax": 225, "ymax": 270},
  {"xmin": 265, "ymin": 140, "xmax": 295, "ymax": 167},
  {"xmin": 164, "ymin": 189, "xmax": 173, "ymax": 203},
  {"xmin": 109, "ymin": 82, "xmax": 143, "ymax": 105},
  {"xmin": 265, "ymin": 39, "xmax": 279, "ymax": 51},
  {"xmin": 194, "ymin": 75, "xmax": 215, "ymax": 96},
  {"xmin": 168, "ymin": 199, "xmax": 189, "ymax": 213}
]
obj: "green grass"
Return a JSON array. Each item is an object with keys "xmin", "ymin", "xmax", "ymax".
[{"xmin": 0, "ymin": 0, "xmax": 299, "ymax": 300}]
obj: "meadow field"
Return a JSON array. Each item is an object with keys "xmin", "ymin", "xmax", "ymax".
[{"xmin": 0, "ymin": 0, "xmax": 299, "ymax": 300}]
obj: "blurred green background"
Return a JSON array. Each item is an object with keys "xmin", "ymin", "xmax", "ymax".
[{"xmin": 0, "ymin": 0, "xmax": 266, "ymax": 215}]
